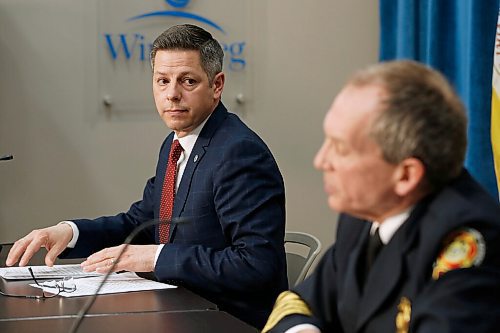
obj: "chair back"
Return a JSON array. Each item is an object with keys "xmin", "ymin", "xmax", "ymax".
[{"xmin": 285, "ymin": 231, "xmax": 321, "ymax": 287}]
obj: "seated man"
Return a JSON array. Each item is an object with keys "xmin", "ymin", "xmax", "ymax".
[
  {"xmin": 6, "ymin": 24, "xmax": 287, "ymax": 329},
  {"xmin": 263, "ymin": 60, "xmax": 500, "ymax": 333}
]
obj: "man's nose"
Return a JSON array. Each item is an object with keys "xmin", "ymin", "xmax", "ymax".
[
  {"xmin": 166, "ymin": 82, "xmax": 181, "ymax": 101},
  {"xmin": 314, "ymin": 141, "xmax": 332, "ymax": 171}
]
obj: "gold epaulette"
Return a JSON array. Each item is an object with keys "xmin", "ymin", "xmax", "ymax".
[{"xmin": 261, "ymin": 291, "xmax": 313, "ymax": 333}]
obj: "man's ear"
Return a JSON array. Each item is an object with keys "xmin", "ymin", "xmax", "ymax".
[
  {"xmin": 393, "ymin": 157, "xmax": 426, "ymax": 196},
  {"xmin": 212, "ymin": 72, "xmax": 225, "ymax": 99}
]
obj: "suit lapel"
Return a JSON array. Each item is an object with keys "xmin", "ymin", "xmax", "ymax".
[
  {"xmin": 338, "ymin": 224, "xmax": 370, "ymax": 333},
  {"xmin": 356, "ymin": 212, "xmax": 420, "ymax": 331},
  {"xmin": 356, "ymin": 238, "xmax": 405, "ymax": 329},
  {"xmin": 168, "ymin": 103, "xmax": 228, "ymax": 241}
]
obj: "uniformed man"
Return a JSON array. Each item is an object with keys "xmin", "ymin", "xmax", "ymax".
[{"xmin": 263, "ymin": 60, "xmax": 500, "ymax": 333}]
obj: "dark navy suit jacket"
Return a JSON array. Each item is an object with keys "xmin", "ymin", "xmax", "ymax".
[
  {"xmin": 61, "ymin": 102, "xmax": 288, "ymax": 328},
  {"xmin": 271, "ymin": 170, "xmax": 500, "ymax": 332}
]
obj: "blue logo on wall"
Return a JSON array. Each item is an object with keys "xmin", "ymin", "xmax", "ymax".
[
  {"xmin": 103, "ymin": 0, "xmax": 246, "ymax": 71},
  {"xmin": 128, "ymin": 0, "xmax": 225, "ymax": 34},
  {"xmin": 166, "ymin": 0, "xmax": 190, "ymax": 8}
]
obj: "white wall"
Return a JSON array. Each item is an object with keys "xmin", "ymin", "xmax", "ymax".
[{"xmin": 0, "ymin": 0, "xmax": 379, "ymax": 259}]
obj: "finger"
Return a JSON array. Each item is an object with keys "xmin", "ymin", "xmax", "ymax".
[
  {"xmin": 19, "ymin": 235, "xmax": 46, "ymax": 267},
  {"xmin": 45, "ymin": 241, "xmax": 67, "ymax": 267},
  {"xmin": 84, "ymin": 250, "xmax": 109, "ymax": 266},
  {"xmin": 5, "ymin": 237, "xmax": 31, "ymax": 266},
  {"xmin": 87, "ymin": 244, "xmax": 124, "ymax": 266},
  {"xmin": 81, "ymin": 260, "xmax": 103, "ymax": 272},
  {"xmin": 95, "ymin": 258, "xmax": 120, "ymax": 274},
  {"xmin": 81, "ymin": 248, "xmax": 116, "ymax": 272},
  {"xmin": 85, "ymin": 257, "xmax": 117, "ymax": 274}
]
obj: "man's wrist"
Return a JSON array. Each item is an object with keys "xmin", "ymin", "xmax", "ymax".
[
  {"xmin": 58, "ymin": 221, "xmax": 79, "ymax": 248},
  {"xmin": 154, "ymin": 244, "xmax": 165, "ymax": 268}
]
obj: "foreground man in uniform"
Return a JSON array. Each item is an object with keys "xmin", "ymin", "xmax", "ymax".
[{"xmin": 263, "ymin": 60, "xmax": 500, "ymax": 333}]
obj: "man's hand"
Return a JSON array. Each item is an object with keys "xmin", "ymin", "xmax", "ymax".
[
  {"xmin": 81, "ymin": 244, "xmax": 158, "ymax": 274},
  {"xmin": 6, "ymin": 223, "xmax": 73, "ymax": 267}
]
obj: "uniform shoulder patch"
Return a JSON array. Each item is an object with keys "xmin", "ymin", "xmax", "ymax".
[{"xmin": 432, "ymin": 227, "xmax": 485, "ymax": 280}]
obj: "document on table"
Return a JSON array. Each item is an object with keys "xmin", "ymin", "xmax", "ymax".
[
  {"xmin": 30, "ymin": 271, "xmax": 177, "ymax": 297},
  {"xmin": 0, "ymin": 264, "xmax": 101, "ymax": 280}
]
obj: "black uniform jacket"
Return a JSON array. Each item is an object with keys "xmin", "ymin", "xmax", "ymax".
[{"xmin": 272, "ymin": 170, "xmax": 500, "ymax": 333}]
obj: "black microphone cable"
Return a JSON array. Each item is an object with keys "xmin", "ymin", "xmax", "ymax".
[{"xmin": 69, "ymin": 217, "xmax": 187, "ymax": 333}]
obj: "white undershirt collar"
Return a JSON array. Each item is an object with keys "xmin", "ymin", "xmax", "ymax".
[{"xmin": 370, "ymin": 207, "xmax": 413, "ymax": 244}]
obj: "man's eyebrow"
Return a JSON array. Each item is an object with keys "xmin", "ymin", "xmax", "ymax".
[{"xmin": 153, "ymin": 70, "xmax": 194, "ymax": 76}]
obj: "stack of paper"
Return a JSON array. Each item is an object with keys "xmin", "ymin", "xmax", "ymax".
[
  {"xmin": 30, "ymin": 272, "xmax": 176, "ymax": 297},
  {"xmin": 0, "ymin": 264, "xmax": 101, "ymax": 280},
  {"xmin": 0, "ymin": 264, "xmax": 177, "ymax": 297}
]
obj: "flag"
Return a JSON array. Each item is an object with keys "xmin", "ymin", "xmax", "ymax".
[{"xmin": 492, "ymin": 11, "xmax": 500, "ymax": 199}]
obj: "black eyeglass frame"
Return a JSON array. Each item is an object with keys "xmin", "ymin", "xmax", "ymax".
[{"xmin": 0, "ymin": 267, "xmax": 76, "ymax": 299}]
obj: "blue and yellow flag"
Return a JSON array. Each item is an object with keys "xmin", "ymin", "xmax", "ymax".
[{"xmin": 492, "ymin": 12, "xmax": 500, "ymax": 200}]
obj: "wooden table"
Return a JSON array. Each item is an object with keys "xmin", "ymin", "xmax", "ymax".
[{"xmin": 0, "ymin": 244, "xmax": 257, "ymax": 332}]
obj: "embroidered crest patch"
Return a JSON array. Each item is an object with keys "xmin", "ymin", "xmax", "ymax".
[
  {"xmin": 432, "ymin": 228, "xmax": 485, "ymax": 280},
  {"xmin": 396, "ymin": 297, "xmax": 411, "ymax": 333}
]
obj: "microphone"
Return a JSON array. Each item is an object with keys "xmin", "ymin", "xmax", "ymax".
[
  {"xmin": 0, "ymin": 154, "xmax": 13, "ymax": 161},
  {"xmin": 69, "ymin": 217, "xmax": 188, "ymax": 333}
]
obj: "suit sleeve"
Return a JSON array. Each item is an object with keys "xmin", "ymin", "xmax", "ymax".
[
  {"xmin": 59, "ymin": 177, "xmax": 156, "ymax": 258},
  {"xmin": 154, "ymin": 138, "xmax": 286, "ymax": 293}
]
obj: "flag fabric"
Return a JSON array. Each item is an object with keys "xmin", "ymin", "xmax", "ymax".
[
  {"xmin": 492, "ymin": 12, "xmax": 500, "ymax": 199},
  {"xmin": 379, "ymin": 0, "xmax": 500, "ymax": 199}
]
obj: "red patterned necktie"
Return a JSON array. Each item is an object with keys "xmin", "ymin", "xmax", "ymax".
[{"xmin": 159, "ymin": 139, "xmax": 183, "ymax": 243}]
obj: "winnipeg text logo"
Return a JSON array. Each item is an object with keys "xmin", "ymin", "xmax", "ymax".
[{"xmin": 102, "ymin": 0, "xmax": 246, "ymax": 71}]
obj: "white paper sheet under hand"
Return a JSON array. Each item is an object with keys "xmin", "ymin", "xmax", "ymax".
[
  {"xmin": 0, "ymin": 264, "xmax": 101, "ymax": 280},
  {"xmin": 30, "ymin": 272, "xmax": 177, "ymax": 297}
]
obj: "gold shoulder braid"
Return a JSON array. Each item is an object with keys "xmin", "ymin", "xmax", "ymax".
[
  {"xmin": 262, "ymin": 291, "xmax": 313, "ymax": 333},
  {"xmin": 432, "ymin": 227, "xmax": 485, "ymax": 280},
  {"xmin": 395, "ymin": 297, "xmax": 411, "ymax": 333}
]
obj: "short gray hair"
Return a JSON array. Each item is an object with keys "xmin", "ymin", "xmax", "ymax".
[
  {"xmin": 150, "ymin": 24, "xmax": 224, "ymax": 84},
  {"xmin": 349, "ymin": 60, "xmax": 467, "ymax": 190}
]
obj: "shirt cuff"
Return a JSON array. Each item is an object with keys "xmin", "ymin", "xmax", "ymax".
[
  {"xmin": 58, "ymin": 221, "xmax": 79, "ymax": 248},
  {"xmin": 154, "ymin": 244, "xmax": 165, "ymax": 267},
  {"xmin": 285, "ymin": 324, "xmax": 321, "ymax": 333}
]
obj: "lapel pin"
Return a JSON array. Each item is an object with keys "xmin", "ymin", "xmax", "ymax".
[{"xmin": 193, "ymin": 154, "xmax": 199, "ymax": 163}]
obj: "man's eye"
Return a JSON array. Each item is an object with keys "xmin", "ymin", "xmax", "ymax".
[
  {"xmin": 157, "ymin": 79, "xmax": 168, "ymax": 85},
  {"xmin": 333, "ymin": 142, "xmax": 349, "ymax": 156},
  {"xmin": 184, "ymin": 78, "xmax": 196, "ymax": 86}
]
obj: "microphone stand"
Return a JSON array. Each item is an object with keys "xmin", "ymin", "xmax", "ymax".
[
  {"xmin": 0, "ymin": 155, "xmax": 13, "ymax": 161},
  {"xmin": 0, "ymin": 155, "xmax": 13, "ymax": 253},
  {"xmin": 69, "ymin": 217, "xmax": 186, "ymax": 333}
]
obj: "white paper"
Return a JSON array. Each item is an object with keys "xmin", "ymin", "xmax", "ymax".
[
  {"xmin": 30, "ymin": 272, "xmax": 176, "ymax": 297},
  {"xmin": 0, "ymin": 264, "xmax": 101, "ymax": 280}
]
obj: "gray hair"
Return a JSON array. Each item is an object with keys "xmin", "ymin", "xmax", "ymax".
[
  {"xmin": 349, "ymin": 60, "xmax": 467, "ymax": 190},
  {"xmin": 150, "ymin": 24, "xmax": 224, "ymax": 85}
]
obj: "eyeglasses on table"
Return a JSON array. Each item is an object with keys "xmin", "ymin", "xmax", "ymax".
[{"xmin": 0, "ymin": 266, "xmax": 76, "ymax": 299}]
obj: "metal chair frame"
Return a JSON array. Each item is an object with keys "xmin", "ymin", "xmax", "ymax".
[{"xmin": 285, "ymin": 231, "xmax": 321, "ymax": 287}]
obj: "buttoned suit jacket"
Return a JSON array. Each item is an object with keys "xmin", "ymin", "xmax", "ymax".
[
  {"xmin": 61, "ymin": 102, "xmax": 288, "ymax": 328},
  {"xmin": 271, "ymin": 170, "xmax": 500, "ymax": 332}
]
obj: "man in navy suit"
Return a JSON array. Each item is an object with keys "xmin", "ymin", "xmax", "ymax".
[
  {"xmin": 6, "ymin": 24, "xmax": 287, "ymax": 328},
  {"xmin": 263, "ymin": 61, "xmax": 500, "ymax": 332}
]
